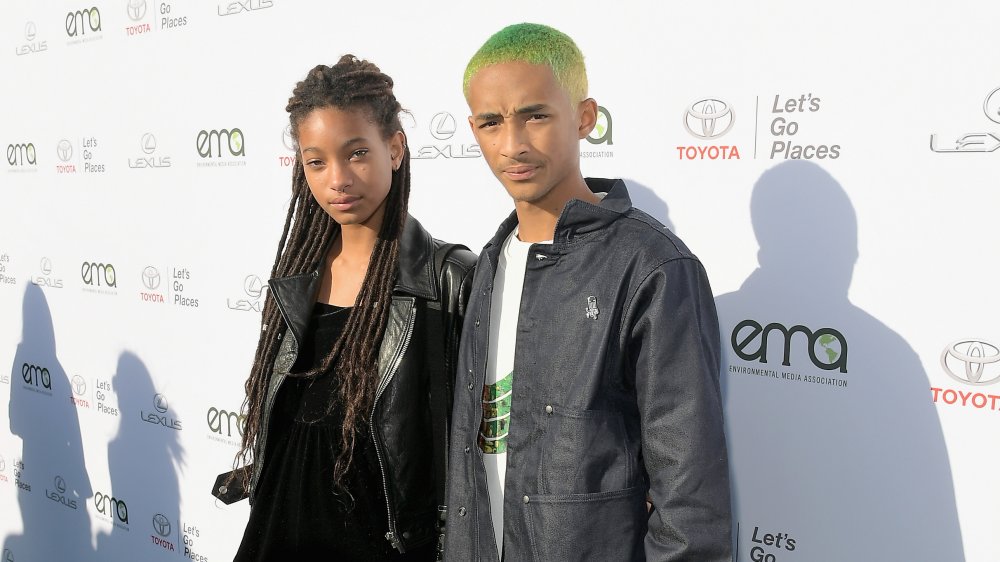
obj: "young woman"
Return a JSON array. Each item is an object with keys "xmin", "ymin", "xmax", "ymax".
[{"xmin": 217, "ymin": 56, "xmax": 475, "ymax": 561}]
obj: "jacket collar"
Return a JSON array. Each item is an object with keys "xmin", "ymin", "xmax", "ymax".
[
  {"xmin": 485, "ymin": 177, "xmax": 632, "ymax": 252},
  {"xmin": 267, "ymin": 214, "xmax": 437, "ymax": 345}
]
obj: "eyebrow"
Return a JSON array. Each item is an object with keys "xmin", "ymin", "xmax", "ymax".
[
  {"xmin": 300, "ymin": 137, "xmax": 368, "ymax": 154},
  {"xmin": 474, "ymin": 104, "xmax": 549, "ymax": 121}
]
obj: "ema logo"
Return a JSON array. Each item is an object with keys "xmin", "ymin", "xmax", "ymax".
[
  {"xmin": 16, "ymin": 21, "xmax": 48, "ymax": 56},
  {"xmin": 207, "ymin": 406, "xmax": 246, "ymax": 438},
  {"xmin": 6, "ymin": 143, "xmax": 36, "ymax": 166},
  {"xmin": 81, "ymin": 261, "xmax": 117, "ymax": 288},
  {"xmin": 95, "ymin": 491, "xmax": 129, "ymax": 524},
  {"xmin": 678, "ymin": 98, "xmax": 740, "ymax": 160},
  {"xmin": 731, "ymin": 320, "xmax": 848, "ymax": 373},
  {"xmin": 941, "ymin": 340, "xmax": 1000, "ymax": 386},
  {"xmin": 930, "ymin": 87, "xmax": 1000, "ymax": 153},
  {"xmin": 65, "ymin": 7, "xmax": 102, "ymax": 38},
  {"xmin": 21, "ymin": 363, "xmax": 52, "ymax": 392},
  {"xmin": 197, "ymin": 128, "xmax": 246, "ymax": 166}
]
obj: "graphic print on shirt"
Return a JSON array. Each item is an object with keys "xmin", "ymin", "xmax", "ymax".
[{"xmin": 479, "ymin": 372, "xmax": 513, "ymax": 454}]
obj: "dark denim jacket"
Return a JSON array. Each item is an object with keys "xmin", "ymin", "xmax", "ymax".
[{"xmin": 443, "ymin": 179, "xmax": 732, "ymax": 561}]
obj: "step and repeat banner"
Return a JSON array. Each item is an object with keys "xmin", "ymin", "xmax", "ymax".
[{"xmin": 2, "ymin": 1, "xmax": 998, "ymax": 561}]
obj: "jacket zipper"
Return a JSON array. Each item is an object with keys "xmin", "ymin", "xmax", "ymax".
[{"xmin": 371, "ymin": 301, "xmax": 417, "ymax": 552}]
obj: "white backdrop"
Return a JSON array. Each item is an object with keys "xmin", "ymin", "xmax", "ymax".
[{"xmin": 2, "ymin": 1, "xmax": 998, "ymax": 561}]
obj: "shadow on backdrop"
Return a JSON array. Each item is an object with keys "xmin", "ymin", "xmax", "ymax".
[
  {"xmin": 97, "ymin": 351, "xmax": 185, "ymax": 559},
  {"xmin": 715, "ymin": 160, "xmax": 964, "ymax": 561},
  {"xmin": 623, "ymin": 178, "xmax": 676, "ymax": 233},
  {"xmin": 3, "ymin": 284, "xmax": 96, "ymax": 561}
]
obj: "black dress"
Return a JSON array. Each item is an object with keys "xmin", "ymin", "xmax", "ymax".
[{"xmin": 235, "ymin": 303, "xmax": 436, "ymax": 561}]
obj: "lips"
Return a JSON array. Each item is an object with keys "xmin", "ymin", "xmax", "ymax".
[
  {"xmin": 328, "ymin": 195, "xmax": 360, "ymax": 210},
  {"xmin": 503, "ymin": 164, "xmax": 539, "ymax": 181}
]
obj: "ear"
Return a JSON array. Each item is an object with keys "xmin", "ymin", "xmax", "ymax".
[
  {"xmin": 577, "ymin": 98, "xmax": 598, "ymax": 140},
  {"xmin": 389, "ymin": 130, "xmax": 406, "ymax": 170}
]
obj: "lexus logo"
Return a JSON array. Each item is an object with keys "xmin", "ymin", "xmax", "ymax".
[
  {"xmin": 71, "ymin": 375, "xmax": 86, "ymax": 396},
  {"xmin": 244, "ymin": 275, "xmax": 264, "ymax": 298},
  {"xmin": 142, "ymin": 266, "xmax": 161, "ymax": 290},
  {"xmin": 941, "ymin": 340, "xmax": 1000, "ymax": 385},
  {"xmin": 683, "ymin": 99, "xmax": 735, "ymax": 140},
  {"xmin": 141, "ymin": 133, "xmax": 157, "ymax": 155},
  {"xmin": 430, "ymin": 112, "xmax": 457, "ymax": 141},
  {"xmin": 57, "ymin": 140, "xmax": 73, "ymax": 162},
  {"xmin": 25, "ymin": 21, "xmax": 37, "ymax": 41},
  {"xmin": 55, "ymin": 476, "xmax": 67, "ymax": 493},
  {"xmin": 152, "ymin": 513, "xmax": 171, "ymax": 537},
  {"xmin": 127, "ymin": 0, "xmax": 147, "ymax": 20},
  {"xmin": 153, "ymin": 393, "xmax": 168, "ymax": 413},
  {"xmin": 40, "ymin": 257, "xmax": 52, "ymax": 275},
  {"xmin": 985, "ymin": 87, "xmax": 1000, "ymax": 125}
]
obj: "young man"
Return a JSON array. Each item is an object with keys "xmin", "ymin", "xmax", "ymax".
[{"xmin": 444, "ymin": 23, "xmax": 732, "ymax": 562}]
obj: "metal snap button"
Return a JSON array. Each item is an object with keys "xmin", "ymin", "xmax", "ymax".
[
  {"xmin": 544, "ymin": 405, "xmax": 553, "ymax": 415},
  {"xmin": 458, "ymin": 506, "xmax": 467, "ymax": 516},
  {"xmin": 522, "ymin": 495, "xmax": 530, "ymax": 504}
]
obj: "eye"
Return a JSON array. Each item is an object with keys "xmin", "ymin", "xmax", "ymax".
[
  {"xmin": 528, "ymin": 113, "xmax": 548, "ymax": 121},
  {"xmin": 305, "ymin": 158, "xmax": 324, "ymax": 168},
  {"xmin": 478, "ymin": 120, "xmax": 499, "ymax": 129},
  {"xmin": 350, "ymin": 149, "xmax": 369, "ymax": 160}
]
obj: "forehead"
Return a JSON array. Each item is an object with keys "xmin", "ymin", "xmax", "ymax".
[
  {"xmin": 296, "ymin": 106, "xmax": 380, "ymax": 142},
  {"xmin": 467, "ymin": 61, "xmax": 571, "ymax": 112}
]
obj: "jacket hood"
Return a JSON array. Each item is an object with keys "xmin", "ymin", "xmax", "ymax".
[{"xmin": 267, "ymin": 214, "xmax": 437, "ymax": 346}]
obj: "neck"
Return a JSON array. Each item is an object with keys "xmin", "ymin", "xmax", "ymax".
[
  {"xmin": 514, "ymin": 173, "xmax": 597, "ymax": 243},
  {"xmin": 337, "ymin": 222, "xmax": 381, "ymax": 263}
]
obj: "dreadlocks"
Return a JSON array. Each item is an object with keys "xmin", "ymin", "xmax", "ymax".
[{"xmin": 236, "ymin": 54, "xmax": 410, "ymax": 487}]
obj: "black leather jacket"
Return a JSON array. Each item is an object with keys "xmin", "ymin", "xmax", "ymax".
[{"xmin": 215, "ymin": 215, "xmax": 476, "ymax": 553}]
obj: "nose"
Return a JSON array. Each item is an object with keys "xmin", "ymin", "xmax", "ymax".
[
  {"xmin": 498, "ymin": 120, "xmax": 529, "ymax": 159},
  {"xmin": 326, "ymin": 161, "xmax": 351, "ymax": 192}
]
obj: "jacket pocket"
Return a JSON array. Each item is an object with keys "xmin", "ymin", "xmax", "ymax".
[
  {"xmin": 524, "ymin": 485, "xmax": 647, "ymax": 561},
  {"xmin": 537, "ymin": 406, "xmax": 635, "ymax": 495}
]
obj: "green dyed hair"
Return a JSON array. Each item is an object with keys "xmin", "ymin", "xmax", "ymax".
[{"xmin": 463, "ymin": 23, "xmax": 588, "ymax": 102}]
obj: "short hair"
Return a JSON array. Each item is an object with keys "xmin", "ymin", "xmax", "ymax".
[{"xmin": 463, "ymin": 23, "xmax": 588, "ymax": 103}]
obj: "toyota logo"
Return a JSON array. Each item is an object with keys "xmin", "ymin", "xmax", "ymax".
[
  {"xmin": 152, "ymin": 513, "xmax": 171, "ymax": 537},
  {"xmin": 984, "ymin": 87, "xmax": 1000, "ymax": 125},
  {"xmin": 153, "ymin": 393, "xmax": 168, "ymax": 413},
  {"xmin": 244, "ymin": 275, "xmax": 265, "ymax": 298},
  {"xmin": 25, "ymin": 22, "xmax": 37, "ymax": 41},
  {"xmin": 941, "ymin": 340, "xmax": 1000, "ymax": 385},
  {"xmin": 430, "ymin": 112, "xmax": 457, "ymax": 141},
  {"xmin": 142, "ymin": 266, "xmax": 161, "ymax": 290},
  {"xmin": 281, "ymin": 125, "xmax": 295, "ymax": 151},
  {"xmin": 40, "ymin": 257, "xmax": 52, "ymax": 275},
  {"xmin": 71, "ymin": 375, "xmax": 86, "ymax": 396},
  {"xmin": 141, "ymin": 133, "xmax": 157, "ymax": 155},
  {"xmin": 57, "ymin": 139, "xmax": 73, "ymax": 162},
  {"xmin": 54, "ymin": 476, "xmax": 67, "ymax": 493},
  {"xmin": 127, "ymin": 0, "xmax": 147, "ymax": 21},
  {"xmin": 0, "ymin": 455, "xmax": 6, "ymax": 472},
  {"xmin": 683, "ymin": 99, "xmax": 735, "ymax": 140}
]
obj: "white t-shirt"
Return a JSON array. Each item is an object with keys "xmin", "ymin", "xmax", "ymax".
[{"xmin": 480, "ymin": 226, "xmax": 546, "ymax": 557}]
